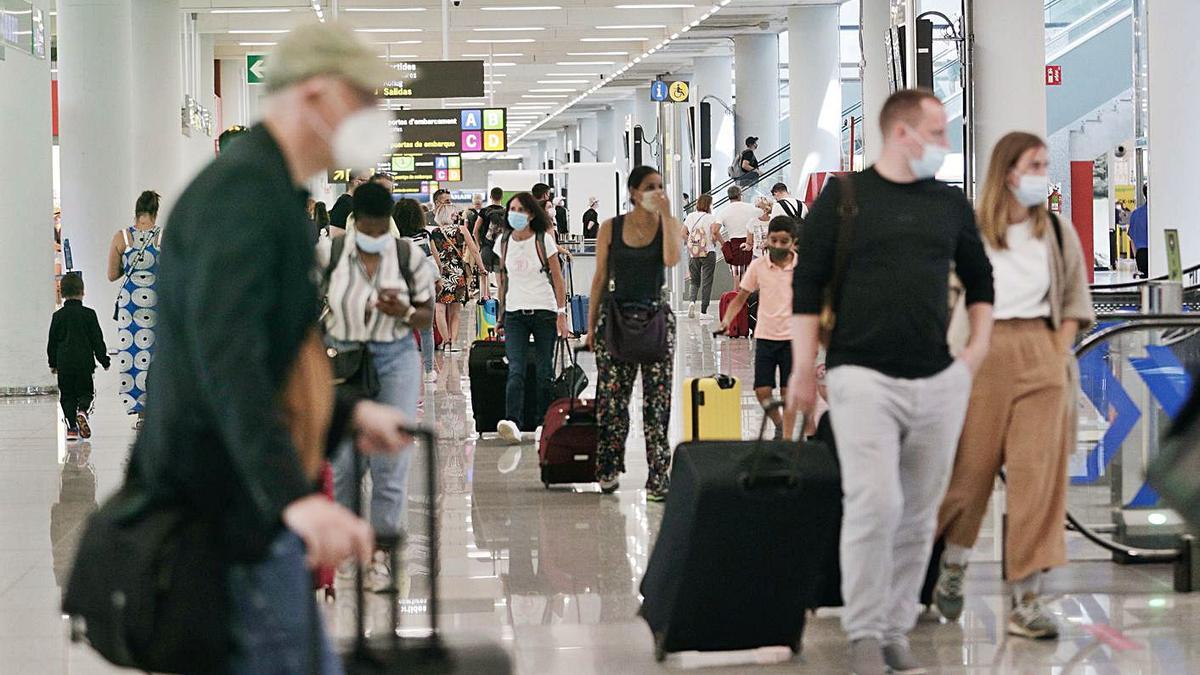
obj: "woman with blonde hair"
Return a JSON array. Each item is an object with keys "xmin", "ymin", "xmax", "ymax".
[{"xmin": 931, "ymin": 131, "xmax": 1094, "ymax": 639}]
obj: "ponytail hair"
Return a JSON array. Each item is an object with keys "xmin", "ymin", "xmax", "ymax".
[{"xmin": 135, "ymin": 190, "xmax": 161, "ymax": 219}]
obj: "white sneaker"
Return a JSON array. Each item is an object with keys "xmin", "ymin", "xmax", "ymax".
[
  {"xmin": 687, "ymin": 302, "xmax": 697, "ymax": 319},
  {"xmin": 497, "ymin": 419, "xmax": 522, "ymax": 444},
  {"xmin": 424, "ymin": 370, "xmax": 438, "ymax": 383},
  {"xmin": 534, "ymin": 425, "xmax": 544, "ymax": 444},
  {"xmin": 366, "ymin": 552, "xmax": 395, "ymax": 593},
  {"xmin": 497, "ymin": 446, "xmax": 522, "ymax": 474}
]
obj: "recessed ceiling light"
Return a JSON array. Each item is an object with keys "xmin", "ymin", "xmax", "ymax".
[
  {"xmin": 537, "ymin": 79, "xmax": 589, "ymax": 84},
  {"xmin": 596, "ymin": 24, "xmax": 666, "ymax": 29},
  {"xmin": 228, "ymin": 29, "xmax": 290, "ymax": 34},
  {"xmin": 480, "ymin": 5, "xmax": 562, "ymax": 10},
  {"xmin": 473, "ymin": 26, "xmax": 545, "ymax": 32},
  {"xmin": 556, "ymin": 61, "xmax": 615, "ymax": 66},
  {"xmin": 211, "ymin": 8, "xmax": 290, "ymax": 13},
  {"xmin": 567, "ymin": 51, "xmax": 628, "ymax": 56},
  {"xmin": 614, "ymin": 3, "xmax": 694, "ymax": 7},
  {"xmin": 465, "ymin": 38, "xmax": 536, "ymax": 43},
  {"xmin": 580, "ymin": 37, "xmax": 648, "ymax": 42},
  {"xmin": 354, "ymin": 28, "xmax": 423, "ymax": 33},
  {"xmin": 344, "ymin": 6, "xmax": 428, "ymax": 11},
  {"xmin": 238, "ymin": 42, "xmax": 277, "ymax": 46}
]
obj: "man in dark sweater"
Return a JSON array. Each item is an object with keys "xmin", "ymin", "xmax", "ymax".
[
  {"xmin": 788, "ymin": 89, "xmax": 994, "ymax": 675},
  {"xmin": 47, "ymin": 272, "xmax": 110, "ymax": 441}
]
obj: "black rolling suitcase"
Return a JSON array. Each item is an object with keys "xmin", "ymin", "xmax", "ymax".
[
  {"xmin": 468, "ymin": 340, "xmax": 541, "ymax": 434},
  {"xmin": 638, "ymin": 407, "xmax": 841, "ymax": 661},
  {"xmin": 343, "ymin": 426, "xmax": 511, "ymax": 674}
]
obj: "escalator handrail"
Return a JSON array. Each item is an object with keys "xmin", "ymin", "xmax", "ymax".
[
  {"xmin": 705, "ymin": 158, "xmax": 793, "ymax": 211},
  {"xmin": 1058, "ymin": 313, "xmax": 1200, "ymax": 561},
  {"xmin": 686, "ymin": 143, "xmax": 793, "ymax": 211}
]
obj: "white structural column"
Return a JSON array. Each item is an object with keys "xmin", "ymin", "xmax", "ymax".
[
  {"xmin": 58, "ymin": 0, "xmax": 135, "ymax": 343},
  {"xmin": 787, "ymin": 4, "xmax": 843, "ymax": 191},
  {"xmin": 596, "ymin": 107, "xmax": 618, "ymax": 163},
  {"xmin": 733, "ymin": 34, "xmax": 781, "ymax": 157},
  {"xmin": 0, "ymin": 0, "xmax": 55, "ymax": 391},
  {"xmin": 130, "ymin": 0, "xmax": 184, "ymax": 206},
  {"xmin": 692, "ymin": 55, "xmax": 734, "ymax": 195},
  {"xmin": 219, "ymin": 58, "xmax": 249, "ymax": 129},
  {"xmin": 860, "ymin": 0, "xmax": 891, "ymax": 164},
  {"xmin": 634, "ymin": 87, "xmax": 659, "ymax": 169},
  {"xmin": 1146, "ymin": 1, "xmax": 1200, "ymax": 275},
  {"xmin": 973, "ymin": 0, "xmax": 1046, "ymax": 185},
  {"xmin": 579, "ymin": 116, "xmax": 599, "ymax": 161}
]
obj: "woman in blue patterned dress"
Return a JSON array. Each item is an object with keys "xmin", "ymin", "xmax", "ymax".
[{"xmin": 106, "ymin": 190, "xmax": 162, "ymax": 428}]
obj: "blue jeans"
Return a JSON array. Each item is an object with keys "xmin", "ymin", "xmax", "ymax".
[
  {"xmin": 328, "ymin": 337, "xmax": 420, "ymax": 536},
  {"xmin": 503, "ymin": 310, "xmax": 557, "ymax": 427},
  {"xmin": 204, "ymin": 531, "xmax": 343, "ymax": 675},
  {"xmin": 418, "ymin": 326, "xmax": 434, "ymax": 373}
]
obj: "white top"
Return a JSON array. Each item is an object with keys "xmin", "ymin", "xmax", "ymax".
[
  {"xmin": 748, "ymin": 215, "xmax": 770, "ymax": 258},
  {"xmin": 683, "ymin": 211, "xmax": 718, "ymax": 255},
  {"xmin": 317, "ymin": 231, "xmax": 436, "ymax": 342},
  {"xmin": 769, "ymin": 197, "xmax": 808, "ymax": 221},
  {"xmin": 985, "ymin": 220, "xmax": 1051, "ymax": 320},
  {"xmin": 715, "ymin": 201, "xmax": 761, "ymax": 239},
  {"xmin": 493, "ymin": 230, "xmax": 560, "ymax": 312}
]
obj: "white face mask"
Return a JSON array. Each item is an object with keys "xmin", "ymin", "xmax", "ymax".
[
  {"xmin": 639, "ymin": 190, "xmax": 662, "ymax": 213},
  {"xmin": 1011, "ymin": 174, "xmax": 1048, "ymax": 208},
  {"xmin": 356, "ymin": 232, "xmax": 390, "ymax": 254},
  {"xmin": 321, "ymin": 106, "xmax": 394, "ymax": 171},
  {"xmin": 903, "ymin": 125, "xmax": 947, "ymax": 180}
]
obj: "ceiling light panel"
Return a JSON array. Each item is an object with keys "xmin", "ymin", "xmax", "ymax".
[
  {"xmin": 355, "ymin": 28, "xmax": 424, "ymax": 33},
  {"xmin": 473, "ymin": 26, "xmax": 545, "ymax": 32},
  {"xmin": 465, "ymin": 39, "xmax": 536, "ymax": 43},
  {"xmin": 343, "ymin": 6, "xmax": 428, "ymax": 11},
  {"xmin": 596, "ymin": 24, "xmax": 666, "ymax": 29},
  {"xmin": 567, "ymin": 51, "xmax": 628, "ymax": 56},
  {"xmin": 579, "ymin": 37, "xmax": 649, "ymax": 42},
  {"xmin": 480, "ymin": 5, "xmax": 563, "ymax": 10},
  {"xmin": 211, "ymin": 8, "xmax": 290, "ymax": 13}
]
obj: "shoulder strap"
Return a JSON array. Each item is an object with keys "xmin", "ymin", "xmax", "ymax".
[
  {"xmin": 533, "ymin": 232, "xmax": 554, "ymax": 288},
  {"xmin": 779, "ymin": 199, "xmax": 797, "ymax": 218},
  {"xmin": 828, "ymin": 176, "xmax": 858, "ymax": 312},
  {"xmin": 394, "ymin": 238, "xmax": 416, "ymax": 300},
  {"xmin": 324, "ymin": 236, "xmax": 346, "ymax": 290},
  {"xmin": 1048, "ymin": 212, "xmax": 1064, "ymax": 251}
]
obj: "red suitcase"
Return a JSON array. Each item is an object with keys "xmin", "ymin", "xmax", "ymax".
[
  {"xmin": 719, "ymin": 291, "xmax": 750, "ymax": 338},
  {"xmin": 313, "ymin": 462, "xmax": 336, "ymax": 599},
  {"xmin": 538, "ymin": 397, "xmax": 598, "ymax": 487}
]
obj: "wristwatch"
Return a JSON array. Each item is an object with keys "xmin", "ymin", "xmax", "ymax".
[{"xmin": 555, "ymin": 307, "xmax": 567, "ymax": 316}]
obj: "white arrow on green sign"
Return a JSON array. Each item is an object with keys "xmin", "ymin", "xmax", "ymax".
[{"xmin": 247, "ymin": 54, "xmax": 266, "ymax": 85}]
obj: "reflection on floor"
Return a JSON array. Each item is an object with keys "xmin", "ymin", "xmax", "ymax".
[{"xmin": 2, "ymin": 313, "xmax": 1199, "ymax": 673}]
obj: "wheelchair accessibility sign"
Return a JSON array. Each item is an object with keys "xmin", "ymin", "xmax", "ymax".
[{"xmin": 650, "ymin": 80, "xmax": 690, "ymax": 103}]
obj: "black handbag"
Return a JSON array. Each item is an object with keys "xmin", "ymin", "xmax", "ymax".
[
  {"xmin": 62, "ymin": 482, "xmax": 229, "ymax": 673},
  {"xmin": 328, "ymin": 343, "xmax": 380, "ymax": 398},
  {"xmin": 603, "ymin": 296, "xmax": 670, "ymax": 364},
  {"xmin": 551, "ymin": 338, "xmax": 588, "ymax": 401}
]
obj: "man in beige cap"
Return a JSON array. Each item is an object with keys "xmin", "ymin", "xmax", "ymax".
[{"xmin": 129, "ymin": 22, "xmax": 403, "ymax": 673}]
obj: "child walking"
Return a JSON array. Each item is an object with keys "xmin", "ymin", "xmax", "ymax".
[
  {"xmin": 717, "ymin": 216, "xmax": 799, "ymax": 439},
  {"xmin": 48, "ymin": 273, "xmax": 110, "ymax": 441}
]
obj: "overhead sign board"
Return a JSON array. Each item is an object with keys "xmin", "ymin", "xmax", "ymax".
[
  {"xmin": 650, "ymin": 80, "xmax": 689, "ymax": 103},
  {"xmin": 328, "ymin": 154, "xmax": 463, "ymax": 187},
  {"xmin": 380, "ymin": 60, "xmax": 485, "ymax": 99},
  {"xmin": 391, "ymin": 108, "xmax": 507, "ymax": 154},
  {"xmin": 247, "ymin": 54, "xmax": 266, "ymax": 85}
]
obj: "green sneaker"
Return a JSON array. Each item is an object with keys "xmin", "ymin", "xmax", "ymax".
[
  {"xmin": 1008, "ymin": 595, "xmax": 1059, "ymax": 640},
  {"xmin": 934, "ymin": 561, "xmax": 966, "ymax": 621}
]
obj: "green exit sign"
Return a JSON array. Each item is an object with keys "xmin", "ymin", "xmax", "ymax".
[{"xmin": 247, "ymin": 54, "xmax": 266, "ymax": 85}]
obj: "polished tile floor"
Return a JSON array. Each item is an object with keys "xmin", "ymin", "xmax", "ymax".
[{"xmin": 3, "ymin": 311, "xmax": 1199, "ymax": 674}]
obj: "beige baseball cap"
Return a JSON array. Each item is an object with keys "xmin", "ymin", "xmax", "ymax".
[{"xmin": 265, "ymin": 21, "xmax": 397, "ymax": 95}]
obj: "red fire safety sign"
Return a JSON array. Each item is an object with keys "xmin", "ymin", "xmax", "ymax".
[{"xmin": 1046, "ymin": 65, "xmax": 1063, "ymax": 86}]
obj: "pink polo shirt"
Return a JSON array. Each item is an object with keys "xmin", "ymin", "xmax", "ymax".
[{"xmin": 740, "ymin": 252, "xmax": 796, "ymax": 341}]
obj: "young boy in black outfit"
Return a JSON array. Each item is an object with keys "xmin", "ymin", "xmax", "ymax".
[{"xmin": 48, "ymin": 273, "xmax": 110, "ymax": 441}]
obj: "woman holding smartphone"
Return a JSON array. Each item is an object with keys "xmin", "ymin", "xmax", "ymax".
[{"xmin": 317, "ymin": 182, "xmax": 435, "ymax": 592}]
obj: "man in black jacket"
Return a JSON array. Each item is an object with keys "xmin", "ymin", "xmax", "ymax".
[
  {"xmin": 130, "ymin": 22, "xmax": 409, "ymax": 672},
  {"xmin": 47, "ymin": 272, "xmax": 109, "ymax": 441}
]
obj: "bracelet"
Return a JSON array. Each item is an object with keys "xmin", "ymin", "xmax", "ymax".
[{"xmin": 556, "ymin": 307, "xmax": 567, "ymax": 315}]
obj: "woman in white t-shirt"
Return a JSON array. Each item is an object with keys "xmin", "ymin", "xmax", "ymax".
[
  {"xmin": 681, "ymin": 193, "xmax": 719, "ymax": 318},
  {"xmin": 492, "ymin": 192, "xmax": 570, "ymax": 444}
]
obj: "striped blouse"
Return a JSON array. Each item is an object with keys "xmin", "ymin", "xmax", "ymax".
[{"xmin": 317, "ymin": 231, "xmax": 435, "ymax": 343}]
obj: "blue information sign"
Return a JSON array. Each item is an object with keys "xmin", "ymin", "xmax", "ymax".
[{"xmin": 650, "ymin": 80, "xmax": 668, "ymax": 102}]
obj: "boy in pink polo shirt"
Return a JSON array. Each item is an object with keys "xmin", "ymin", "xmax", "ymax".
[{"xmin": 718, "ymin": 216, "xmax": 799, "ymax": 439}]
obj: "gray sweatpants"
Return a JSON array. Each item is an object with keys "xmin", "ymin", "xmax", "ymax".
[{"xmin": 825, "ymin": 361, "xmax": 973, "ymax": 643}]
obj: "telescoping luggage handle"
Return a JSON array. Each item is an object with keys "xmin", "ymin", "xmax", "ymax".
[
  {"xmin": 689, "ymin": 374, "xmax": 737, "ymax": 440},
  {"xmin": 350, "ymin": 424, "xmax": 442, "ymax": 659},
  {"xmin": 741, "ymin": 400, "xmax": 804, "ymax": 491}
]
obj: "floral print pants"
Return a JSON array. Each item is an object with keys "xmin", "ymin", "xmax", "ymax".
[{"xmin": 594, "ymin": 309, "xmax": 676, "ymax": 492}]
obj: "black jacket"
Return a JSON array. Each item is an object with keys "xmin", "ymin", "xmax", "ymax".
[
  {"xmin": 47, "ymin": 300, "xmax": 110, "ymax": 372},
  {"xmin": 129, "ymin": 124, "xmax": 356, "ymax": 561}
]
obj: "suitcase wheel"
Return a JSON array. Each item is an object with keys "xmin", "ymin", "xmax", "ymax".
[
  {"xmin": 654, "ymin": 632, "xmax": 667, "ymax": 663},
  {"xmin": 324, "ymin": 587, "xmax": 336, "ymax": 603},
  {"xmin": 543, "ymin": 482, "xmax": 550, "ymax": 489},
  {"xmin": 790, "ymin": 637, "xmax": 802, "ymax": 655}
]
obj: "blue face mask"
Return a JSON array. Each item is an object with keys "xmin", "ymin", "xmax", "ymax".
[
  {"xmin": 508, "ymin": 211, "xmax": 530, "ymax": 231},
  {"xmin": 356, "ymin": 232, "xmax": 390, "ymax": 254}
]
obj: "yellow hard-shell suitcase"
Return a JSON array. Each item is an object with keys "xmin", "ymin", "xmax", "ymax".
[{"xmin": 682, "ymin": 374, "xmax": 743, "ymax": 442}]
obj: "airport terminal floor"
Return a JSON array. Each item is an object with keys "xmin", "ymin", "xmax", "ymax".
[{"xmin": 3, "ymin": 310, "xmax": 1200, "ymax": 674}]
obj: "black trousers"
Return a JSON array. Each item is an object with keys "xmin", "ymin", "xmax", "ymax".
[
  {"xmin": 1136, "ymin": 247, "xmax": 1149, "ymax": 277},
  {"xmin": 57, "ymin": 369, "xmax": 95, "ymax": 424}
]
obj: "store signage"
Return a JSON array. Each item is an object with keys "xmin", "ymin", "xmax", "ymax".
[
  {"xmin": 380, "ymin": 60, "xmax": 484, "ymax": 99},
  {"xmin": 1045, "ymin": 65, "xmax": 1062, "ymax": 86},
  {"xmin": 247, "ymin": 54, "xmax": 267, "ymax": 85},
  {"xmin": 650, "ymin": 79, "xmax": 690, "ymax": 103},
  {"xmin": 391, "ymin": 108, "xmax": 507, "ymax": 154}
]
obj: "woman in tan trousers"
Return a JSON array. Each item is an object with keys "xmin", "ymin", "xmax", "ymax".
[{"xmin": 932, "ymin": 132, "xmax": 1094, "ymax": 640}]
